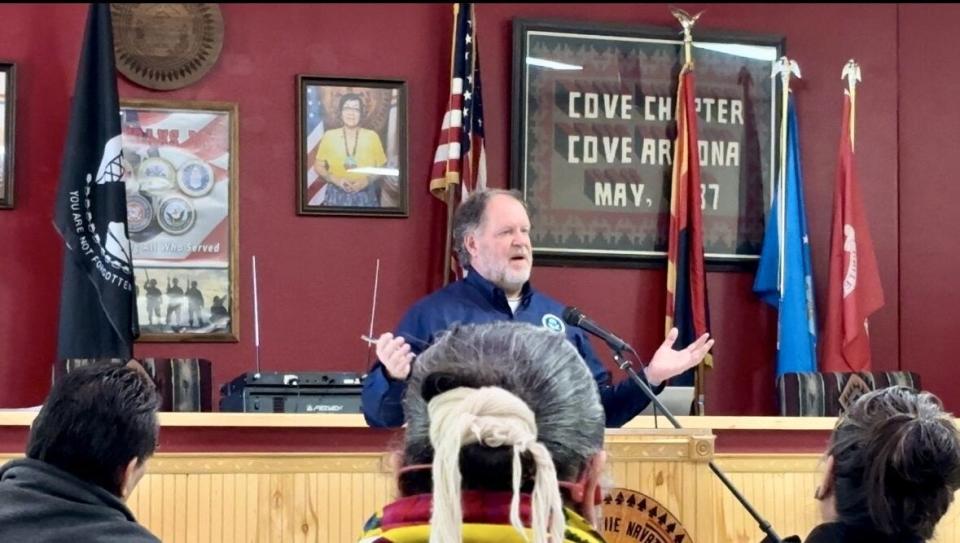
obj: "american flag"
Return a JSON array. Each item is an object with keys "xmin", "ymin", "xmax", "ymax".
[
  {"xmin": 303, "ymin": 85, "xmax": 326, "ymax": 205},
  {"xmin": 429, "ymin": 2, "xmax": 487, "ymax": 201}
]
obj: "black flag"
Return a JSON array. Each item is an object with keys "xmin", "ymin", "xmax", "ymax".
[{"xmin": 54, "ymin": 4, "xmax": 138, "ymax": 359}]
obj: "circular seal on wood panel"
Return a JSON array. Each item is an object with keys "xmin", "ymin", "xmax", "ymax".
[
  {"xmin": 601, "ymin": 488, "xmax": 691, "ymax": 543},
  {"xmin": 111, "ymin": 4, "xmax": 224, "ymax": 91}
]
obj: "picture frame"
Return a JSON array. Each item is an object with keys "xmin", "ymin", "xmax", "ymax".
[
  {"xmin": 297, "ymin": 75, "xmax": 408, "ymax": 217},
  {"xmin": 0, "ymin": 62, "xmax": 16, "ymax": 209},
  {"xmin": 511, "ymin": 19, "xmax": 784, "ymax": 268},
  {"xmin": 120, "ymin": 99, "xmax": 239, "ymax": 341}
]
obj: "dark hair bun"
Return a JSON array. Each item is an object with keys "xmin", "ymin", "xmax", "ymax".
[
  {"xmin": 832, "ymin": 387, "xmax": 960, "ymax": 539},
  {"xmin": 421, "ymin": 372, "xmax": 473, "ymax": 403}
]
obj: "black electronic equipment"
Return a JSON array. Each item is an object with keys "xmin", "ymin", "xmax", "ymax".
[{"xmin": 219, "ymin": 371, "xmax": 364, "ymax": 414}]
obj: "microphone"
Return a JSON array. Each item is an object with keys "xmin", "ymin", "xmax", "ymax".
[{"xmin": 562, "ymin": 306, "xmax": 635, "ymax": 354}]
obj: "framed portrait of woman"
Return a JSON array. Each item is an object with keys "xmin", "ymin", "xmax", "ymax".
[{"xmin": 297, "ymin": 76, "xmax": 408, "ymax": 217}]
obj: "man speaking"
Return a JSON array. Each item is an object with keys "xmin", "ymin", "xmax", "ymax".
[{"xmin": 361, "ymin": 189, "xmax": 714, "ymax": 427}]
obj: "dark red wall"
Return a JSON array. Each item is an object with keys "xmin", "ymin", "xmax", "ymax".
[
  {"xmin": 0, "ymin": 4, "xmax": 924, "ymax": 415},
  {"xmin": 898, "ymin": 5, "xmax": 960, "ymax": 411}
]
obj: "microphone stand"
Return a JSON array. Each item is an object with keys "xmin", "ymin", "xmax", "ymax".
[{"xmin": 610, "ymin": 348, "xmax": 786, "ymax": 543}]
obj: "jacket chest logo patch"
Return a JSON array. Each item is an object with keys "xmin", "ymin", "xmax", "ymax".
[{"xmin": 542, "ymin": 314, "xmax": 566, "ymax": 333}]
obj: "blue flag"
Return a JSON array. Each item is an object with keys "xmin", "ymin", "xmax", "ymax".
[
  {"xmin": 754, "ymin": 97, "xmax": 817, "ymax": 376},
  {"xmin": 53, "ymin": 4, "xmax": 138, "ymax": 359}
]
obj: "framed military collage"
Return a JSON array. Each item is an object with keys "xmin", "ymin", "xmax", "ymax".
[{"xmin": 121, "ymin": 99, "xmax": 239, "ymax": 341}]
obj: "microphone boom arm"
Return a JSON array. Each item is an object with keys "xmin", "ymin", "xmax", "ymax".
[{"xmin": 610, "ymin": 349, "xmax": 783, "ymax": 543}]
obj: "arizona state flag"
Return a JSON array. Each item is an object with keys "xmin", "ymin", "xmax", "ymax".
[
  {"xmin": 53, "ymin": 4, "xmax": 138, "ymax": 359},
  {"xmin": 665, "ymin": 65, "xmax": 711, "ymax": 383},
  {"xmin": 821, "ymin": 91, "xmax": 884, "ymax": 372}
]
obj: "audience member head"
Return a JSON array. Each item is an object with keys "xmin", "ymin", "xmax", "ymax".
[
  {"xmin": 398, "ymin": 321, "xmax": 606, "ymax": 543},
  {"xmin": 817, "ymin": 386, "xmax": 960, "ymax": 540},
  {"xmin": 27, "ymin": 361, "xmax": 160, "ymax": 500}
]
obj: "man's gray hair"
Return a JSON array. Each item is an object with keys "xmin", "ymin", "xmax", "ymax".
[
  {"xmin": 452, "ymin": 189, "xmax": 527, "ymax": 267},
  {"xmin": 401, "ymin": 321, "xmax": 604, "ymax": 485}
]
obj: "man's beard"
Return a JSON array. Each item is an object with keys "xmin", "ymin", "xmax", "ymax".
[
  {"xmin": 496, "ymin": 263, "xmax": 531, "ymax": 292},
  {"xmin": 473, "ymin": 249, "xmax": 532, "ymax": 292}
]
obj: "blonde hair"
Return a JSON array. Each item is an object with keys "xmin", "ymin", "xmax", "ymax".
[{"xmin": 427, "ymin": 386, "xmax": 564, "ymax": 543}]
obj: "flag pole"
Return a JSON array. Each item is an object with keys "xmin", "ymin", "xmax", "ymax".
[
  {"xmin": 671, "ymin": 7, "xmax": 706, "ymax": 414},
  {"xmin": 842, "ymin": 59, "xmax": 861, "ymax": 151},
  {"xmin": 776, "ymin": 59, "xmax": 790, "ymax": 298},
  {"xmin": 771, "ymin": 57, "xmax": 800, "ymax": 297},
  {"xmin": 443, "ymin": 187, "xmax": 455, "ymax": 285},
  {"xmin": 768, "ymin": 57, "xmax": 801, "ymax": 380},
  {"xmin": 439, "ymin": 3, "xmax": 462, "ymax": 287}
]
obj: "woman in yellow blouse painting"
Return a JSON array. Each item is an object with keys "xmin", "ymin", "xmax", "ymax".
[{"xmin": 313, "ymin": 93, "xmax": 387, "ymax": 207}]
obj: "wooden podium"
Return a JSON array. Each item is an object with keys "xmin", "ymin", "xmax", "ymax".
[
  {"xmin": 127, "ymin": 428, "xmax": 717, "ymax": 542},
  {"xmin": 3, "ymin": 413, "xmax": 959, "ymax": 542},
  {"xmin": 603, "ymin": 428, "xmax": 715, "ymax": 542}
]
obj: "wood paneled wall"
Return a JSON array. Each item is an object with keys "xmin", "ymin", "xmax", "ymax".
[
  {"xmin": 130, "ymin": 455, "xmax": 391, "ymax": 543},
  {"xmin": 3, "ymin": 447, "xmax": 958, "ymax": 542}
]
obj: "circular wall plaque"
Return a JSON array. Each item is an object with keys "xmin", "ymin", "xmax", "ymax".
[
  {"xmin": 111, "ymin": 4, "xmax": 224, "ymax": 91},
  {"xmin": 126, "ymin": 192, "xmax": 154, "ymax": 234},
  {"xmin": 157, "ymin": 194, "xmax": 197, "ymax": 235},
  {"xmin": 177, "ymin": 159, "xmax": 215, "ymax": 197}
]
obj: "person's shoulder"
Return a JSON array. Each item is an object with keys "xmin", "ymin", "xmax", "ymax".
[
  {"xmin": 406, "ymin": 281, "xmax": 464, "ymax": 314},
  {"xmin": 527, "ymin": 286, "xmax": 566, "ymax": 312},
  {"xmin": 398, "ymin": 281, "xmax": 480, "ymax": 332},
  {"xmin": 93, "ymin": 521, "xmax": 162, "ymax": 543},
  {"xmin": 803, "ymin": 522, "xmax": 848, "ymax": 543}
]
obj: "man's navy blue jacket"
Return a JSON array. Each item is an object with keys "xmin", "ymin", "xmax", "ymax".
[{"xmin": 361, "ymin": 269, "xmax": 660, "ymax": 427}]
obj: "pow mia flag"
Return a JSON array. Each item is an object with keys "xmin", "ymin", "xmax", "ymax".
[{"xmin": 54, "ymin": 4, "xmax": 138, "ymax": 359}]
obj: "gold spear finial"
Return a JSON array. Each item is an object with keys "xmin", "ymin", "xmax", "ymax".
[
  {"xmin": 771, "ymin": 56, "xmax": 802, "ymax": 87},
  {"xmin": 670, "ymin": 7, "xmax": 703, "ymax": 33},
  {"xmin": 841, "ymin": 59, "xmax": 862, "ymax": 95},
  {"xmin": 841, "ymin": 59, "xmax": 861, "ymax": 149},
  {"xmin": 670, "ymin": 7, "xmax": 704, "ymax": 65}
]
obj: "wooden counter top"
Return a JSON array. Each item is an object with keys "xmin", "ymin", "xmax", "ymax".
[{"xmin": 0, "ymin": 411, "xmax": 838, "ymax": 430}]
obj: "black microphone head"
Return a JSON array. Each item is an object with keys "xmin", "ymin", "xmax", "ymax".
[{"xmin": 562, "ymin": 306, "xmax": 582, "ymax": 326}]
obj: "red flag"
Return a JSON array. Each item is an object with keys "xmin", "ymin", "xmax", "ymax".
[
  {"xmin": 821, "ymin": 93, "xmax": 884, "ymax": 372},
  {"xmin": 665, "ymin": 66, "xmax": 711, "ymax": 377},
  {"xmin": 429, "ymin": 3, "xmax": 487, "ymax": 283}
]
